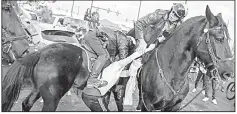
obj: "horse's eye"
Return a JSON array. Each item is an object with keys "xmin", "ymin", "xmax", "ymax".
[
  {"xmin": 221, "ymin": 39, "xmax": 224, "ymax": 42},
  {"xmin": 216, "ymin": 37, "xmax": 224, "ymax": 43}
]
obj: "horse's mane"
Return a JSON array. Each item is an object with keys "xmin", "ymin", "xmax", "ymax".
[
  {"xmin": 158, "ymin": 16, "xmax": 207, "ymax": 47},
  {"xmin": 125, "ymin": 16, "xmax": 208, "ymax": 47}
]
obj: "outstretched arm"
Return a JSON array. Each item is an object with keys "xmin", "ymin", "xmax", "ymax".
[{"xmin": 117, "ymin": 35, "xmax": 129, "ymax": 70}]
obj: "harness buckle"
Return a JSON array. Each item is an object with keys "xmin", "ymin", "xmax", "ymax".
[
  {"xmin": 204, "ymin": 28, "xmax": 208, "ymax": 33},
  {"xmin": 159, "ymin": 69, "xmax": 163, "ymax": 73}
]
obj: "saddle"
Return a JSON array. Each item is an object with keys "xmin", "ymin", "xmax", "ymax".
[
  {"xmin": 80, "ymin": 39, "xmax": 97, "ymax": 72},
  {"xmin": 80, "ymin": 39, "xmax": 111, "ymax": 74}
]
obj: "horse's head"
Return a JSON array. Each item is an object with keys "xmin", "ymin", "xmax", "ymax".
[{"xmin": 195, "ymin": 5, "xmax": 234, "ymax": 80}]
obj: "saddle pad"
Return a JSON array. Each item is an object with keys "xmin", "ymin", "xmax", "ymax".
[{"xmin": 80, "ymin": 41, "xmax": 97, "ymax": 72}]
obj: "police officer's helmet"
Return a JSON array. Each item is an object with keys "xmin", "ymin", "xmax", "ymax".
[{"xmin": 171, "ymin": 3, "xmax": 188, "ymax": 19}]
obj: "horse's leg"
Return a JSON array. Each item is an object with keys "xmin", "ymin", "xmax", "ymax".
[
  {"xmin": 102, "ymin": 90, "xmax": 111, "ymax": 111},
  {"xmin": 163, "ymin": 102, "xmax": 181, "ymax": 112},
  {"xmin": 22, "ymin": 88, "xmax": 41, "ymax": 111},
  {"xmin": 113, "ymin": 77, "xmax": 129, "ymax": 112},
  {"xmin": 81, "ymin": 92, "xmax": 104, "ymax": 112},
  {"xmin": 141, "ymin": 102, "xmax": 149, "ymax": 112},
  {"xmin": 40, "ymin": 79, "xmax": 72, "ymax": 112},
  {"xmin": 40, "ymin": 86, "xmax": 62, "ymax": 111}
]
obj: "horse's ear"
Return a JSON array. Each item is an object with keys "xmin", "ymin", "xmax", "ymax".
[
  {"xmin": 205, "ymin": 5, "xmax": 218, "ymax": 27},
  {"xmin": 217, "ymin": 13, "xmax": 222, "ymax": 18}
]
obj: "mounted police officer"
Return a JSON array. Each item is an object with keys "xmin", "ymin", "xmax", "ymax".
[
  {"xmin": 135, "ymin": 3, "xmax": 188, "ymax": 52},
  {"xmin": 83, "ymin": 26, "xmax": 135, "ymax": 88},
  {"xmin": 129, "ymin": 3, "xmax": 188, "ymax": 76}
]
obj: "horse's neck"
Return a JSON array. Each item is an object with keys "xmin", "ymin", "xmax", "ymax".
[{"xmin": 157, "ymin": 32, "xmax": 194, "ymax": 80}]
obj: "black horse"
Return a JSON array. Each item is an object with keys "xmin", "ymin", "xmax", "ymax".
[
  {"xmin": 2, "ymin": 29, "xmax": 133, "ymax": 111},
  {"xmin": 128, "ymin": 5, "xmax": 234, "ymax": 111}
]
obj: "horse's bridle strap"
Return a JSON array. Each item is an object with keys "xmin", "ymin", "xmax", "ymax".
[{"xmin": 197, "ymin": 21, "xmax": 233, "ymax": 72}]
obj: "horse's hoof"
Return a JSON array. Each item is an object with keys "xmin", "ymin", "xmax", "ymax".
[
  {"xmin": 192, "ymin": 88, "xmax": 197, "ymax": 93},
  {"xmin": 212, "ymin": 99, "xmax": 217, "ymax": 105},
  {"xmin": 202, "ymin": 97, "xmax": 209, "ymax": 102}
]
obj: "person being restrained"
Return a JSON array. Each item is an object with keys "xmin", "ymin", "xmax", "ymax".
[{"xmin": 83, "ymin": 26, "xmax": 135, "ymax": 88}]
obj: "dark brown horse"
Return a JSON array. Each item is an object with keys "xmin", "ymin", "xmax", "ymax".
[
  {"xmin": 134, "ymin": 5, "xmax": 233, "ymax": 111},
  {"xmin": 2, "ymin": 43, "xmax": 85, "ymax": 111},
  {"xmin": 2, "ymin": 1, "xmax": 30, "ymax": 63}
]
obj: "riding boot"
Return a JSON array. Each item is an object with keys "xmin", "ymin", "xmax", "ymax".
[{"xmin": 87, "ymin": 60, "xmax": 108, "ymax": 88}]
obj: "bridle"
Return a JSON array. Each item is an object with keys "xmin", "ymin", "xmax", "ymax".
[{"xmin": 196, "ymin": 20, "xmax": 233, "ymax": 81}]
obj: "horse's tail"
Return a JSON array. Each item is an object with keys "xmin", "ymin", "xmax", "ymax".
[{"xmin": 2, "ymin": 51, "xmax": 41, "ymax": 112}]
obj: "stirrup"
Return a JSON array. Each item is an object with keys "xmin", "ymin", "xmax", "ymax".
[
  {"xmin": 95, "ymin": 80, "xmax": 108, "ymax": 88},
  {"xmin": 86, "ymin": 80, "xmax": 108, "ymax": 88}
]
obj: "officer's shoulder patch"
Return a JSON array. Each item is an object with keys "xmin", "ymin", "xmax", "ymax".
[{"xmin": 155, "ymin": 9, "xmax": 169, "ymax": 15}]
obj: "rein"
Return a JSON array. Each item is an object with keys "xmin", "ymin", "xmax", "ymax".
[
  {"xmin": 146, "ymin": 48, "xmax": 194, "ymax": 111},
  {"xmin": 2, "ymin": 35, "xmax": 29, "ymax": 45}
]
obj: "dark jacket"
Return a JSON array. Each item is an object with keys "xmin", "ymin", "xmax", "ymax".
[
  {"xmin": 96, "ymin": 27, "xmax": 135, "ymax": 69},
  {"xmin": 135, "ymin": 9, "xmax": 181, "ymax": 44}
]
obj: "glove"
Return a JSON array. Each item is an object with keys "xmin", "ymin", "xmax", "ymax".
[
  {"xmin": 158, "ymin": 35, "xmax": 166, "ymax": 43},
  {"xmin": 136, "ymin": 39, "xmax": 147, "ymax": 54},
  {"xmin": 102, "ymin": 40, "xmax": 109, "ymax": 48}
]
